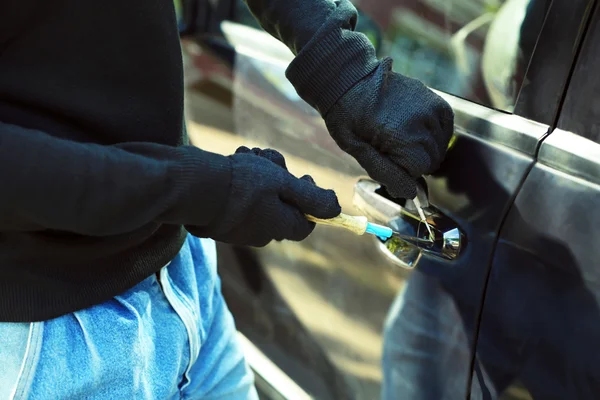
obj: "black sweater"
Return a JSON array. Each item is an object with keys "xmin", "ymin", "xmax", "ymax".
[{"xmin": 0, "ymin": 0, "xmax": 379, "ymax": 321}]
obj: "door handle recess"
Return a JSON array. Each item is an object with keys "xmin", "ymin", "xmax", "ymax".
[{"xmin": 353, "ymin": 179, "xmax": 465, "ymax": 269}]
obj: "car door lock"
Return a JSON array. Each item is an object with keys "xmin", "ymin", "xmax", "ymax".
[{"xmin": 353, "ymin": 179, "xmax": 465, "ymax": 269}]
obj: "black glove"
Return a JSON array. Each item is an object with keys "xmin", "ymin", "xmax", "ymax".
[
  {"xmin": 323, "ymin": 58, "xmax": 454, "ymax": 199},
  {"xmin": 186, "ymin": 146, "xmax": 340, "ymax": 247}
]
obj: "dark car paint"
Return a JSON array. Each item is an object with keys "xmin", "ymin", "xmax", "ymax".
[
  {"xmin": 515, "ymin": 0, "xmax": 597, "ymax": 126},
  {"xmin": 180, "ymin": 0, "xmax": 599, "ymax": 398},
  {"xmin": 557, "ymin": 1, "xmax": 600, "ymax": 143},
  {"xmin": 472, "ymin": 2, "xmax": 600, "ymax": 397}
]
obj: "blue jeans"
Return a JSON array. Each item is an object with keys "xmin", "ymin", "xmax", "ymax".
[{"xmin": 0, "ymin": 235, "xmax": 258, "ymax": 399}]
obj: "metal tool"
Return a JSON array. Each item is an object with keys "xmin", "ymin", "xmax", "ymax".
[
  {"xmin": 352, "ymin": 178, "xmax": 464, "ymax": 269},
  {"xmin": 306, "ymin": 213, "xmax": 432, "ymax": 244},
  {"xmin": 413, "ymin": 196, "xmax": 434, "ymax": 241}
]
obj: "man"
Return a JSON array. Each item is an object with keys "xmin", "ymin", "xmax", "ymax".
[{"xmin": 0, "ymin": 0, "xmax": 453, "ymax": 398}]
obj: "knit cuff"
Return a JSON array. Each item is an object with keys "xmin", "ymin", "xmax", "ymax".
[
  {"xmin": 177, "ymin": 146, "xmax": 232, "ymax": 228},
  {"xmin": 285, "ymin": 0, "xmax": 381, "ymax": 116}
]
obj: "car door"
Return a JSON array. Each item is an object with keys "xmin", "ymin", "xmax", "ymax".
[
  {"xmin": 472, "ymin": 2, "xmax": 600, "ymax": 399},
  {"xmin": 177, "ymin": 1, "xmax": 585, "ymax": 398}
]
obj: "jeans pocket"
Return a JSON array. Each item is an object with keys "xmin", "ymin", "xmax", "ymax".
[
  {"xmin": 0, "ymin": 322, "xmax": 44, "ymax": 400},
  {"xmin": 159, "ymin": 267, "xmax": 201, "ymax": 391}
]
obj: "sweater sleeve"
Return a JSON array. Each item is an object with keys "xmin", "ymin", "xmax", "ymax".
[
  {"xmin": 243, "ymin": 0, "xmax": 381, "ymax": 115},
  {"xmin": 0, "ymin": 121, "xmax": 232, "ymax": 236}
]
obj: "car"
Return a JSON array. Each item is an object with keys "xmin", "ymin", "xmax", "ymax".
[{"xmin": 177, "ymin": 0, "xmax": 600, "ymax": 399}]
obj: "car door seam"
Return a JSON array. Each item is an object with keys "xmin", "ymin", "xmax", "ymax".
[{"xmin": 466, "ymin": 1, "xmax": 599, "ymax": 396}]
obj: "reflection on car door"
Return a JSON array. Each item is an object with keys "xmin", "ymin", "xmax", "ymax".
[{"xmin": 473, "ymin": 3, "xmax": 600, "ymax": 398}]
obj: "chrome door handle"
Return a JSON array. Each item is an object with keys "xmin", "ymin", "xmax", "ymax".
[{"xmin": 353, "ymin": 179, "xmax": 465, "ymax": 269}]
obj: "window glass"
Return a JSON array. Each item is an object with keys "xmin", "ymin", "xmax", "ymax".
[
  {"xmin": 233, "ymin": 0, "xmax": 384, "ymax": 54},
  {"xmin": 355, "ymin": 0, "xmax": 550, "ymax": 112},
  {"xmin": 557, "ymin": 6, "xmax": 600, "ymax": 144},
  {"xmin": 231, "ymin": 0, "xmax": 550, "ymax": 113}
]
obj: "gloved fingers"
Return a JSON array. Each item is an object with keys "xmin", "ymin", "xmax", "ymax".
[
  {"xmin": 278, "ymin": 203, "xmax": 315, "ymax": 242},
  {"xmin": 220, "ymin": 214, "xmax": 274, "ymax": 248},
  {"xmin": 258, "ymin": 148, "xmax": 288, "ymax": 170},
  {"xmin": 235, "ymin": 146, "xmax": 266, "ymax": 159},
  {"xmin": 386, "ymin": 143, "xmax": 434, "ymax": 178},
  {"xmin": 296, "ymin": 174, "xmax": 340, "ymax": 219},
  {"xmin": 247, "ymin": 197, "xmax": 314, "ymax": 243},
  {"xmin": 437, "ymin": 116, "xmax": 455, "ymax": 154},
  {"xmin": 300, "ymin": 174, "xmax": 315, "ymax": 185},
  {"xmin": 281, "ymin": 174, "xmax": 341, "ymax": 219},
  {"xmin": 350, "ymin": 144, "xmax": 418, "ymax": 199},
  {"xmin": 229, "ymin": 232, "xmax": 272, "ymax": 248},
  {"xmin": 421, "ymin": 129, "xmax": 444, "ymax": 169},
  {"xmin": 234, "ymin": 146, "xmax": 289, "ymax": 170},
  {"xmin": 431, "ymin": 91, "xmax": 455, "ymax": 127},
  {"xmin": 408, "ymin": 91, "xmax": 454, "ymax": 164},
  {"xmin": 234, "ymin": 146, "xmax": 254, "ymax": 154}
]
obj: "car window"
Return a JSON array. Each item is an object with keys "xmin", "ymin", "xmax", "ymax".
[
  {"xmin": 556, "ymin": 5, "xmax": 600, "ymax": 144},
  {"xmin": 231, "ymin": 0, "xmax": 550, "ymax": 113},
  {"xmin": 232, "ymin": 0, "xmax": 384, "ymax": 54},
  {"xmin": 355, "ymin": 0, "xmax": 551, "ymax": 112}
]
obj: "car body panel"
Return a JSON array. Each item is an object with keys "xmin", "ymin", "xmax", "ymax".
[
  {"xmin": 474, "ymin": 3, "xmax": 600, "ymax": 397},
  {"xmin": 514, "ymin": 0, "xmax": 597, "ymax": 124},
  {"xmin": 472, "ymin": 133, "xmax": 600, "ymax": 399}
]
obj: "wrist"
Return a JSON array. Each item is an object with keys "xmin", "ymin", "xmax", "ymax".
[
  {"xmin": 285, "ymin": 0, "xmax": 380, "ymax": 116},
  {"xmin": 177, "ymin": 146, "xmax": 232, "ymax": 228}
]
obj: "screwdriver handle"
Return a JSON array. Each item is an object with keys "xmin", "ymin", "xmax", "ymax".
[{"xmin": 306, "ymin": 213, "xmax": 368, "ymax": 235}]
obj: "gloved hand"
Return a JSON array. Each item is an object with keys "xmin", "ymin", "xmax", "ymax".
[
  {"xmin": 186, "ymin": 146, "xmax": 340, "ymax": 247},
  {"xmin": 323, "ymin": 58, "xmax": 454, "ymax": 199}
]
